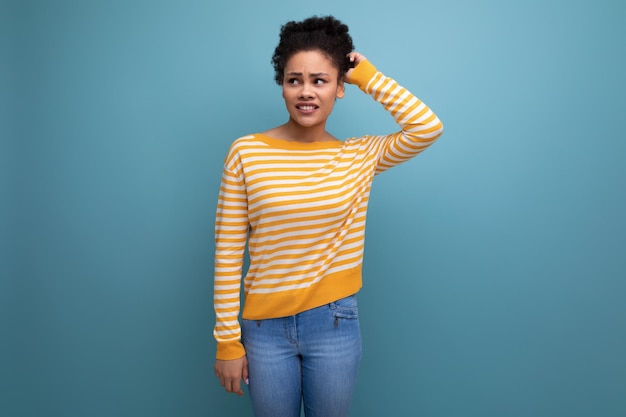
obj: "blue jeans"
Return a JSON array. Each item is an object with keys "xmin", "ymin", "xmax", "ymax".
[{"xmin": 241, "ymin": 294, "xmax": 362, "ymax": 417}]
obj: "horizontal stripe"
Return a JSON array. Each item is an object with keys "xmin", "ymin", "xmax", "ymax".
[{"xmin": 213, "ymin": 61, "xmax": 443, "ymax": 360}]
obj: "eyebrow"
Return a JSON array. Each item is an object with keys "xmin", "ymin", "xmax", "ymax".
[{"xmin": 285, "ymin": 72, "xmax": 331, "ymax": 77}]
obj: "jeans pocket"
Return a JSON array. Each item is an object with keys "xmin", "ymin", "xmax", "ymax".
[{"xmin": 329, "ymin": 294, "xmax": 359, "ymax": 319}]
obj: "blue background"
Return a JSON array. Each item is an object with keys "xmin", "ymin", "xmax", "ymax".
[{"xmin": 2, "ymin": 0, "xmax": 625, "ymax": 416}]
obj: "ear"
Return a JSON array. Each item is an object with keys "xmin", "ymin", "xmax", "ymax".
[{"xmin": 336, "ymin": 79, "xmax": 345, "ymax": 99}]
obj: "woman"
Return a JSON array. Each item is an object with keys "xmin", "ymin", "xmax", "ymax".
[{"xmin": 213, "ymin": 15, "xmax": 443, "ymax": 417}]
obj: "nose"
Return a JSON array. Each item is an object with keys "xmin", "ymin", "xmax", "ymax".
[{"xmin": 299, "ymin": 81, "xmax": 314, "ymax": 99}]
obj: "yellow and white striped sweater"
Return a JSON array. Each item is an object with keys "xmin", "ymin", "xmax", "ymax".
[{"xmin": 214, "ymin": 60, "xmax": 443, "ymax": 359}]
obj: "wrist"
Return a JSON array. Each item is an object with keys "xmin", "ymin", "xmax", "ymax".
[{"xmin": 347, "ymin": 60, "xmax": 378, "ymax": 89}]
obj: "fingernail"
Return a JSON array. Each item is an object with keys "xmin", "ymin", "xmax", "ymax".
[{"xmin": 245, "ymin": 378, "xmax": 249, "ymax": 385}]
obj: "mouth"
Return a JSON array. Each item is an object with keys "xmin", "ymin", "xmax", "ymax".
[{"xmin": 296, "ymin": 104, "xmax": 319, "ymax": 112}]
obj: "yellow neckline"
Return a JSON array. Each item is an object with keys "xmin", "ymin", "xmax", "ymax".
[{"xmin": 254, "ymin": 133, "xmax": 343, "ymax": 150}]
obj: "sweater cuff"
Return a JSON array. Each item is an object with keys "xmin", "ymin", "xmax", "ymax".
[
  {"xmin": 346, "ymin": 60, "xmax": 378, "ymax": 92},
  {"xmin": 216, "ymin": 340, "xmax": 246, "ymax": 360}
]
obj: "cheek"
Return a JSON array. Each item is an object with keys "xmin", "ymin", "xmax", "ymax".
[{"xmin": 282, "ymin": 86, "xmax": 296, "ymax": 101}]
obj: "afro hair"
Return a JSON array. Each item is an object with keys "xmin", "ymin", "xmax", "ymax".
[{"xmin": 271, "ymin": 15, "xmax": 354, "ymax": 85}]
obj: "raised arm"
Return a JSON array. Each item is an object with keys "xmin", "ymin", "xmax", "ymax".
[{"xmin": 345, "ymin": 52, "xmax": 444, "ymax": 174}]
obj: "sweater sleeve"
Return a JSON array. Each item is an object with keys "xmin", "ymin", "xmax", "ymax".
[
  {"xmin": 213, "ymin": 149, "xmax": 248, "ymax": 360},
  {"xmin": 347, "ymin": 60, "xmax": 444, "ymax": 174}
]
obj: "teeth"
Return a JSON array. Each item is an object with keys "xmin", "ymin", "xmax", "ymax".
[{"xmin": 298, "ymin": 105, "xmax": 316, "ymax": 110}]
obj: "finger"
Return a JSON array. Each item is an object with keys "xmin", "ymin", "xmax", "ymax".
[
  {"xmin": 224, "ymin": 378, "xmax": 234, "ymax": 393},
  {"xmin": 231, "ymin": 379, "xmax": 243, "ymax": 396},
  {"xmin": 222, "ymin": 376, "xmax": 243, "ymax": 395},
  {"xmin": 242, "ymin": 359, "xmax": 249, "ymax": 385}
]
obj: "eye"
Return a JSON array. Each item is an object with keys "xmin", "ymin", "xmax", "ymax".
[
  {"xmin": 314, "ymin": 78, "xmax": 326, "ymax": 85},
  {"xmin": 286, "ymin": 78, "xmax": 300, "ymax": 85}
]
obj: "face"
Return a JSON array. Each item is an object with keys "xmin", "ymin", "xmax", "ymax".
[{"xmin": 281, "ymin": 50, "xmax": 345, "ymax": 130}]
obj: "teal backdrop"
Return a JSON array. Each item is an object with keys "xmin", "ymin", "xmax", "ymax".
[{"xmin": 3, "ymin": 0, "xmax": 625, "ymax": 416}]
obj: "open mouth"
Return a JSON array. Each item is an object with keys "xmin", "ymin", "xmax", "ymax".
[{"xmin": 296, "ymin": 104, "xmax": 318, "ymax": 111}]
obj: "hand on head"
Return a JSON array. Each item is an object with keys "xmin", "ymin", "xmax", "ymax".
[{"xmin": 344, "ymin": 52, "xmax": 368, "ymax": 83}]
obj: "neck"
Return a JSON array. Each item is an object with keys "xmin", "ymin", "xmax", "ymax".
[{"xmin": 282, "ymin": 119, "xmax": 331, "ymax": 143}]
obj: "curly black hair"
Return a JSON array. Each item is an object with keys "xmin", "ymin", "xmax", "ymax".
[{"xmin": 271, "ymin": 15, "xmax": 354, "ymax": 85}]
